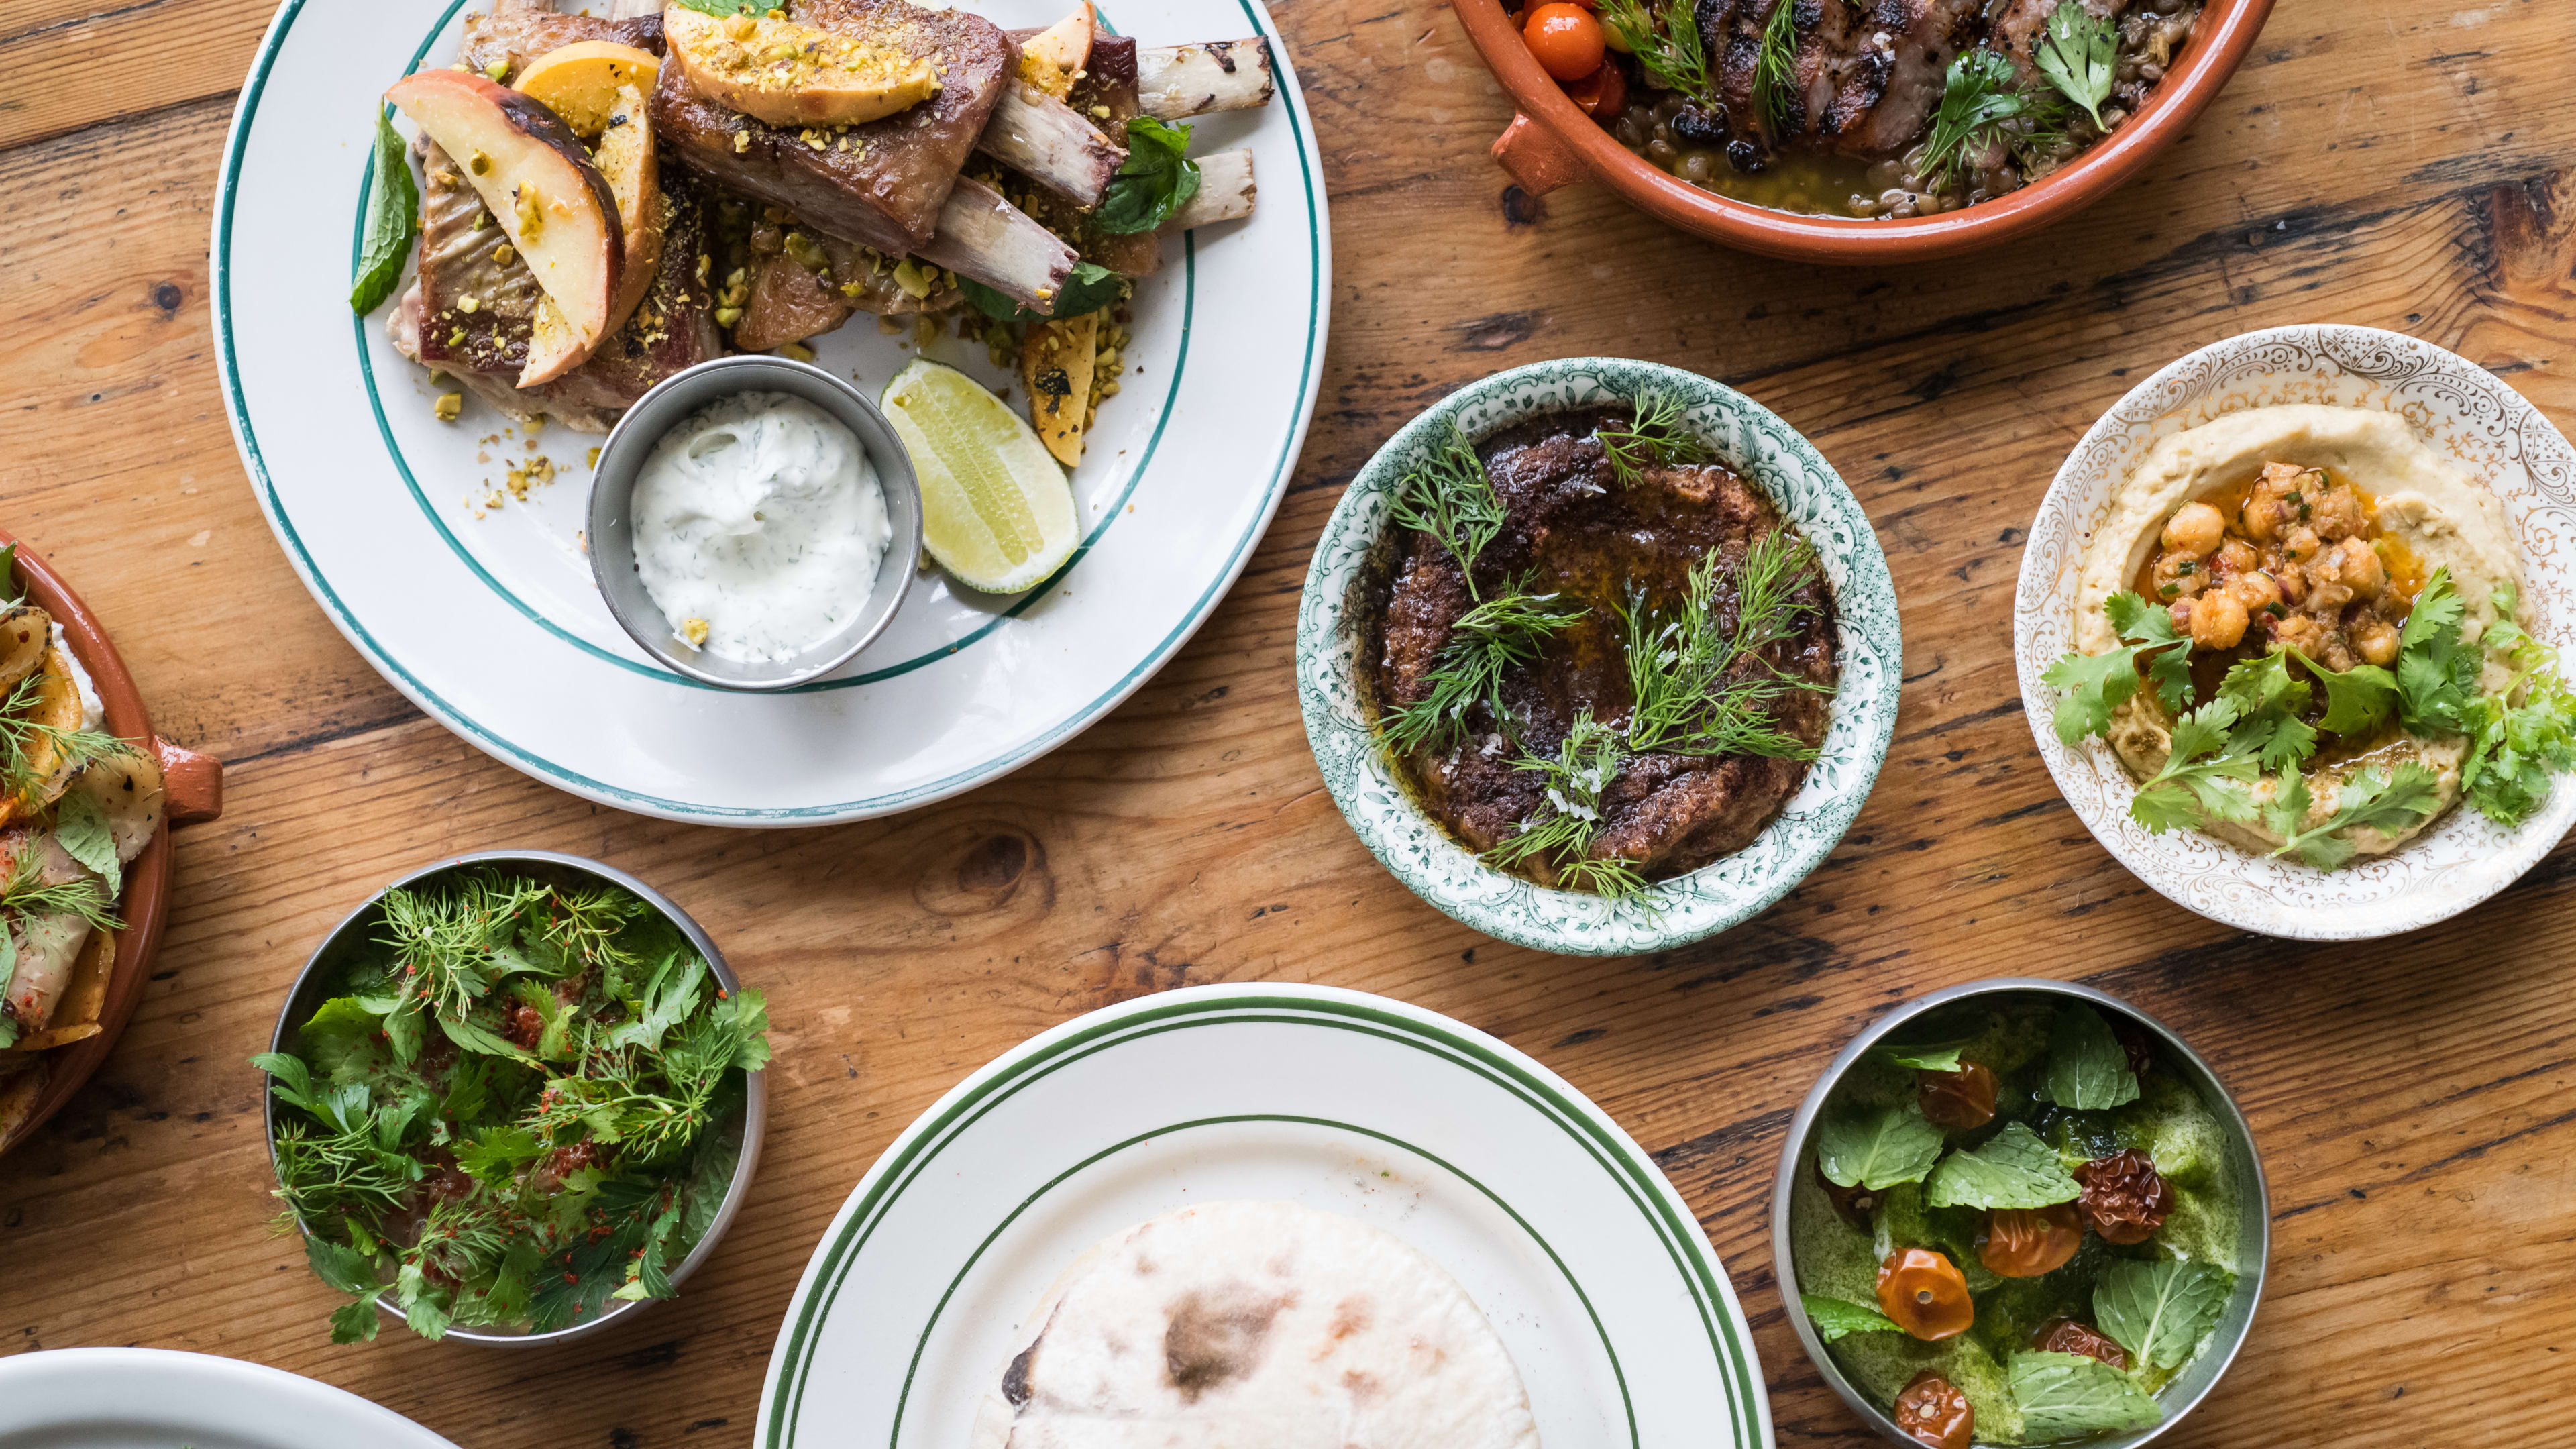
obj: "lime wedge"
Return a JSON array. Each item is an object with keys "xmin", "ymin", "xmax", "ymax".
[{"xmin": 882, "ymin": 358, "xmax": 1079, "ymax": 594}]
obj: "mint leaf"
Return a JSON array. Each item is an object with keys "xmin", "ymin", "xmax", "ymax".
[
  {"xmin": 2095, "ymin": 1258, "xmax": 2234, "ymax": 1371},
  {"xmin": 1803, "ymin": 1294, "xmax": 1903, "ymax": 1342},
  {"xmin": 1094, "ymin": 116, "xmax": 1201, "ymax": 235},
  {"xmin": 2008, "ymin": 1351, "xmax": 2163, "ymax": 1437},
  {"xmin": 2045, "ymin": 1005, "xmax": 2140, "ymax": 1110},
  {"xmin": 352, "ymin": 107, "xmax": 421, "ymax": 315},
  {"xmin": 2045, "ymin": 593, "xmax": 2192, "ymax": 744},
  {"xmin": 1817, "ymin": 1102, "xmax": 1947, "ymax": 1191},
  {"xmin": 53, "ymin": 790, "xmax": 119, "ymax": 896},
  {"xmin": 960, "ymin": 260, "xmax": 1124, "ymax": 323},
  {"xmin": 1881, "ymin": 1042, "xmax": 1966, "ymax": 1072},
  {"xmin": 299, "ymin": 995, "xmax": 388, "ymax": 1085},
  {"xmin": 1925, "ymin": 1121, "xmax": 2080, "ymax": 1209}
]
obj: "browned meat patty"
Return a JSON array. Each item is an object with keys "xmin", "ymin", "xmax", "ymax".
[
  {"xmin": 651, "ymin": 0, "xmax": 1010, "ymax": 254},
  {"xmin": 1370, "ymin": 411, "xmax": 1839, "ymax": 885},
  {"xmin": 1824, "ymin": 0, "xmax": 1984, "ymax": 158}
]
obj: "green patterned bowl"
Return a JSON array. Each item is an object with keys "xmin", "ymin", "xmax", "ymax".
[{"xmin": 1295, "ymin": 358, "xmax": 1902, "ymax": 955}]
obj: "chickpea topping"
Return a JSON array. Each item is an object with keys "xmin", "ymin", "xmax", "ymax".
[
  {"xmin": 2189, "ymin": 588, "xmax": 2249, "ymax": 650},
  {"xmin": 2161, "ymin": 501, "xmax": 2224, "ymax": 556}
]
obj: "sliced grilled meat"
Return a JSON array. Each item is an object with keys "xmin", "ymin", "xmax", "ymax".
[
  {"xmin": 1824, "ymin": 0, "xmax": 1981, "ymax": 158},
  {"xmin": 1717, "ymin": 0, "xmax": 1787, "ymax": 146},
  {"xmin": 651, "ymin": 0, "xmax": 1012, "ymax": 255},
  {"xmin": 1793, "ymin": 0, "xmax": 1869, "ymax": 146},
  {"xmin": 734, "ymin": 235, "xmax": 958, "ymax": 352}
]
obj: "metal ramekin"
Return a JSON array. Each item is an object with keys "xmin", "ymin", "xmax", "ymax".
[
  {"xmin": 586, "ymin": 354, "xmax": 924, "ymax": 691},
  {"xmin": 1770, "ymin": 978, "xmax": 2269, "ymax": 1446},
  {"xmin": 263, "ymin": 849, "xmax": 768, "ymax": 1347}
]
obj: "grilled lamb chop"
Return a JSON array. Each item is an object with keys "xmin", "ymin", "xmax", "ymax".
[
  {"xmin": 1717, "ymin": 0, "xmax": 1791, "ymax": 146},
  {"xmin": 1134, "ymin": 39, "xmax": 1273, "ymax": 119},
  {"xmin": 977, "ymin": 81, "xmax": 1125, "ymax": 207},
  {"xmin": 650, "ymin": 0, "xmax": 1012, "ymax": 256},
  {"xmin": 733, "ymin": 235, "xmax": 958, "ymax": 352},
  {"xmin": 1823, "ymin": 0, "xmax": 1982, "ymax": 159}
]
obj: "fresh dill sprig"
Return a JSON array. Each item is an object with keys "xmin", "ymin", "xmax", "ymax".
[
  {"xmin": 0, "ymin": 670, "xmax": 141, "ymax": 806},
  {"xmin": 1381, "ymin": 586, "xmax": 1585, "ymax": 756},
  {"xmin": 0, "ymin": 848, "xmax": 121, "ymax": 932},
  {"xmin": 539, "ymin": 886, "xmax": 649, "ymax": 974},
  {"xmin": 1389, "ymin": 422, "xmax": 1506, "ymax": 599},
  {"xmin": 1595, "ymin": 390, "xmax": 1712, "ymax": 488},
  {"xmin": 1752, "ymin": 0, "xmax": 1801, "ymax": 131},
  {"xmin": 1484, "ymin": 712, "xmax": 1648, "ymax": 898},
  {"xmin": 1623, "ymin": 532, "xmax": 1828, "ymax": 758},
  {"xmin": 1919, "ymin": 49, "xmax": 2063, "ymax": 190},
  {"xmin": 1597, "ymin": 0, "xmax": 1719, "ymax": 109},
  {"xmin": 2033, "ymin": 0, "xmax": 2118, "ymax": 130},
  {"xmin": 375, "ymin": 873, "xmax": 549, "ymax": 1023}
]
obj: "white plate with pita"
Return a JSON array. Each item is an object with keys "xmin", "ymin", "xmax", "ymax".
[
  {"xmin": 755, "ymin": 983, "xmax": 1772, "ymax": 1449},
  {"xmin": 215, "ymin": 0, "xmax": 1327, "ymax": 825}
]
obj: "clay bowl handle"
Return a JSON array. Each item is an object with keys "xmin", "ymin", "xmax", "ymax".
[
  {"xmin": 154, "ymin": 739, "xmax": 223, "ymax": 826},
  {"xmin": 1491, "ymin": 113, "xmax": 1584, "ymax": 197}
]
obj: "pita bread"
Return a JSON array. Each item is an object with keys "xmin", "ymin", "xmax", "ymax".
[{"xmin": 971, "ymin": 1201, "xmax": 1541, "ymax": 1448}]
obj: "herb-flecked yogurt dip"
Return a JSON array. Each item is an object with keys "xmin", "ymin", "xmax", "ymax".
[{"xmin": 1788, "ymin": 995, "xmax": 2247, "ymax": 1446}]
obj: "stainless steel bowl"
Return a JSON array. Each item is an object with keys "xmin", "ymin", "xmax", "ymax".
[
  {"xmin": 1770, "ymin": 978, "xmax": 2268, "ymax": 1446},
  {"xmin": 586, "ymin": 354, "xmax": 924, "ymax": 691},
  {"xmin": 264, "ymin": 849, "xmax": 767, "ymax": 1347}
]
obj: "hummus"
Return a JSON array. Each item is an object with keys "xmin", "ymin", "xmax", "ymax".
[{"xmin": 2074, "ymin": 405, "xmax": 2523, "ymax": 859}]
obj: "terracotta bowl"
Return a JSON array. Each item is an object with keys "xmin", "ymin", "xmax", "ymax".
[
  {"xmin": 0, "ymin": 533, "xmax": 223, "ymax": 1154},
  {"xmin": 1459, "ymin": 0, "xmax": 2276, "ymax": 264}
]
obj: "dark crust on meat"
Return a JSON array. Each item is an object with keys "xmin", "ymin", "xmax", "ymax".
[
  {"xmin": 1366, "ymin": 409, "xmax": 1839, "ymax": 885},
  {"xmin": 650, "ymin": 0, "xmax": 1010, "ymax": 253}
]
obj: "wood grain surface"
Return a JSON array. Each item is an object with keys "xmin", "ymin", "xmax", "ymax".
[{"xmin": 2, "ymin": 0, "xmax": 2571, "ymax": 1445}]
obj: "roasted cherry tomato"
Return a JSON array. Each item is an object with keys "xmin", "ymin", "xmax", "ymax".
[
  {"xmin": 2033, "ymin": 1316, "xmax": 2130, "ymax": 1369},
  {"xmin": 1522, "ymin": 2, "xmax": 1606, "ymax": 82},
  {"xmin": 1917, "ymin": 1061, "xmax": 1998, "ymax": 1130},
  {"xmin": 1980, "ymin": 1201, "xmax": 2082, "ymax": 1278},
  {"xmin": 1876, "ymin": 1247, "xmax": 1974, "ymax": 1340},
  {"xmin": 1564, "ymin": 59, "xmax": 1627, "ymax": 117},
  {"xmin": 2075, "ymin": 1150, "xmax": 2175, "ymax": 1244},
  {"xmin": 1892, "ymin": 1370, "xmax": 1974, "ymax": 1449}
]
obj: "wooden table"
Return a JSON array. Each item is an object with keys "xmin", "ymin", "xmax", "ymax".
[{"xmin": 3, "ymin": 0, "xmax": 2569, "ymax": 1443}]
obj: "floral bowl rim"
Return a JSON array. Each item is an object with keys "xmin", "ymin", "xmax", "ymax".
[
  {"xmin": 2012, "ymin": 323, "xmax": 2576, "ymax": 940},
  {"xmin": 1295, "ymin": 357, "xmax": 1903, "ymax": 956}
]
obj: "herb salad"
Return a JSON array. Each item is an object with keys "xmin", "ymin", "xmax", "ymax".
[
  {"xmin": 254, "ymin": 867, "xmax": 768, "ymax": 1343},
  {"xmin": 1790, "ymin": 996, "xmax": 2247, "ymax": 1446}
]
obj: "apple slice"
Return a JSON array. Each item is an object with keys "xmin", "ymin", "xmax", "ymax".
[
  {"xmin": 386, "ymin": 68, "xmax": 623, "ymax": 380},
  {"xmin": 663, "ymin": 7, "xmax": 942, "ymax": 128},
  {"xmin": 513, "ymin": 40, "xmax": 663, "ymax": 138},
  {"xmin": 1017, "ymin": 3, "xmax": 1095, "ymax": 99}
]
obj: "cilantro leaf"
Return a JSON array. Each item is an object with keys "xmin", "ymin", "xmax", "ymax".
[
  {"xmin": 2269, "ymin": 762, "xmax": 2445, "ymax": 869},
  {"xmin": 299, "ymin": 996, "xmax": 389, "ymax": 1085},
  {"xmin": 329, "ymin": 1297, "xmax": 382, "ymax": 1344},
  {"xmin": 252, "ymin": 1050, "xmax": 318, "ymax": 1114},
  {"xmin": 2459, "ymin": 584, "xmax": 2576, "ymax": 826},
  {"xmin": 1817, "ymin": 1102, "xmax": 1947, "ymax": 1191},
  {"xmin": 2045, "ymin": 1005, "xmax": 2141, "ymax": 1110},
  {"xmin": 2043, "ymin": 593, "xmax": 2192, "ymax": 745},
  {"xmin": 352, "ymin": 107, "xmax": 421, "ymax": 315},
  {"xmin": 1095, "ymin": 117, "xmax": 1201, "ymax": 235},
  {"xmin": 2094, "ymin": 1258, "xmax": 2234, "ymax": 1371},
  {"xmin": 2127, "ymin": 691, "xmax": 2261, "ymax": 835},
  {"xmin": 2033, "ymin": 0, "xmax": 2118, "ymax": 129},
  {"xmin": 1803, "ymin": 1294, "xmax": 1903, "ymax": 1342},
  {"xmin": 2396, "ymin": 568, "xmax": 2479, "ymax": 735},
  {"xmin": 2281, "ymin": 650, "xmax": 2398, "ymax": 737},
  {"xmin": 1924, "ymin": 1121, "xmax": 2082, "ymax": 1209},
  {"xmin": 2008, "ymin": 1352, "xmax": 2163, "ymax": 1437}
]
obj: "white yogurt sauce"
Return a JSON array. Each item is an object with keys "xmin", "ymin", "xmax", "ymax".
[{"xmin": 630, "ymin": 390, "xmax": 892, "ymax": 664}]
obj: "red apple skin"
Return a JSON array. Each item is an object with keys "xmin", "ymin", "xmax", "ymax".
[{"xmin": 386, "ymin": 68, "xmax": 623, "ymax": 371}]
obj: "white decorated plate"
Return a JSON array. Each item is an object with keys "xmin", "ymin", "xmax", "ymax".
[
  {"xmin": 0, "ymin": 1348, "xmax": 459, "ymax": 1449},
  {"xmin": 2014, "ymin": 324, "xmax": 2576, "ymax": 938},
  {"xmin": 1297, "ymin": 358, "xmax": 1902, "ymax": 955},
  {"xmin": 753, "ymin": 983, "xmax": 1773, "ymax": 1449},
  {"xmin": 215, "ymin": 0, "xmax": 1328, "ymax": 824}
]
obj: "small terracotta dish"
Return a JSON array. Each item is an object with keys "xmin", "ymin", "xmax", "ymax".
[
  {"xmin": 2015, "ymin": 325, "xmax": 2576, "ymax": 939},
  {"xmin": 1456, "ymin": 0, "xmax": 2275, "ymax": 264},
  {"xmin": 1296, "ymin": 356, "xmax": 1900, "ymax": 955},
  {"xmin": 0, "ymin": 534, "xmax": 222, "ymax": 1155}
]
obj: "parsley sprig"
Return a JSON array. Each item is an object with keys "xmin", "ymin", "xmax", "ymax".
[
  {"xmin": 2033, "ymin": 0, "xmax": 2118, "ymax": 130},
  {"xmin": 1920, "ymin": 49, "xmax": 2063, "ymax": 190}
]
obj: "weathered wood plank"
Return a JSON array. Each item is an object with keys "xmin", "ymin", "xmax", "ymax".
[{"xmin": 0, "ymin": 0, "xmax": 2572, "ymax": 1446}]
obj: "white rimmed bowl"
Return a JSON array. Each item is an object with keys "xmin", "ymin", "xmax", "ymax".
[
  {"xmin": 1295, "ymin": 357, "xmax": 1902, "ymax": 956},
  {"xmin": 2013, "ymin": 324, "xmax": 2576, "ymax": 939}
]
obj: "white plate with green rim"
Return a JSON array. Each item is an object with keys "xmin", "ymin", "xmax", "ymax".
[
  {"xmin": 214, "ymin": 0, "xmax": 1328, "ymax": 825},
  {"xmin": 754, "ymin": 983, "xmax": 1773, "ymax": 1449},
  {"xmin": 0, "ymin": 1348, "xmax": 459, "ymax": 1448},
  {"xmin": 1297, "ymin": 358, "xmax": 1902, "ymax": 955}
]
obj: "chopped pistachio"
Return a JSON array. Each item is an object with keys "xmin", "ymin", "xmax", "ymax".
[
  {"xmin": 491, "ymin": 242, "xmax": 517, "ymax": 266},
  {"xmin": 679, "ymin": 617, "xmax": 712, "ymax": 648},
  {"xmin": 433, "ymin": 392, "xmax": 464, "ymax": 423},
  {"xmin": 714, "ymin": 305, "xmax": 744, "ymax": 328},
  {"xmin": 484, "ymin": 59, "xmax": 508, "ymax": 82},
  {"xmin": 733, "ymin": 129, "xmax": 751, "ymax": 154},
  {"xmin": 457, "ymin": 295, "xmax": 480, "ymax": 315},
  {"xmin": 587, "ymin": 447, "xmax": 602, "ymax": 468},
  {"xmin": 890, "ymin": 257, "xmax": 936, "ymax": 300},
  {"xmin": 467, "ymin": 149, "xmax": 492, "ymax": 176},
  {"xmin": 779, "ymin": 341, "xmax": 816, "ymax": 362}
]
